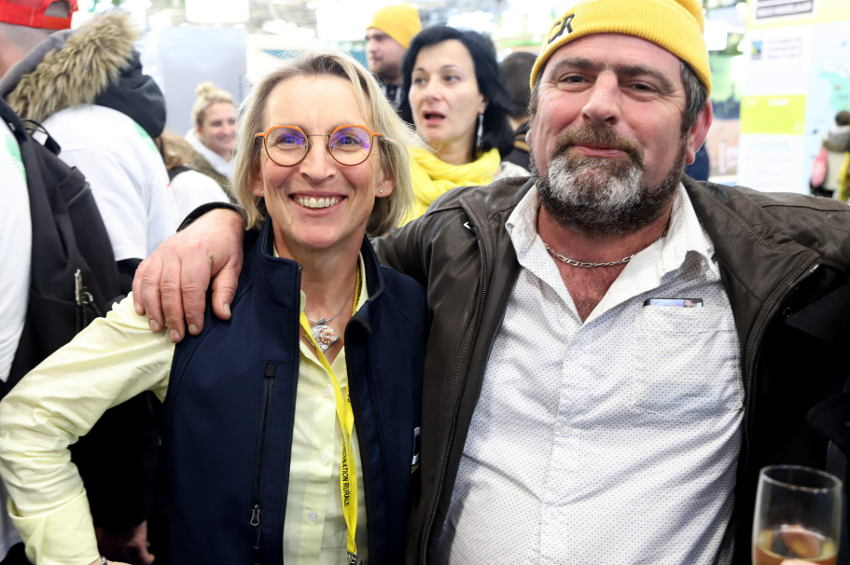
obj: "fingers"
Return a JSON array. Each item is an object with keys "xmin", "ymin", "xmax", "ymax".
[
  {"xmin": 133, "ymin": 255, "xmax": 165, "ymax": 333},
  {"xmin": 173, "ymin": 251, "xmax": 214, "ymax": 340},
  {"xmin": 160, "ymin": 254, "xmax": 188, "ymax": 342},
  {"xmin": 131, "ymin": 207, "xmax": 245, "ymax": 341},
  {"xmin": 124, "ymin": 542, "xmax": 155, "ymax": 565},
  {"xmin": 95, "ymin": 519, "xmax": 154, "ymax": 565},
  {"xmin": 124, "ymin": 520, "xmax": 155, "ymax": 565},
  {"xmin": 210, "ymin": 255, "xmax": 242, "ymax": 322}
]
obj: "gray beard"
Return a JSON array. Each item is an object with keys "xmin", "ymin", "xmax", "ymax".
[{"xmin": 536, "ymin": 136, "xmax": 686, "ymax": 237}]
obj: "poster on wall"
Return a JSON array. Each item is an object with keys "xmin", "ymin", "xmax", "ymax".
[
  {"xmin": 705, "ymin": 52, "xmax": 743, "ymax": 181},
  {"xmin": 737, "ymin": 0, "xmax": 850, "ymax": 194}
]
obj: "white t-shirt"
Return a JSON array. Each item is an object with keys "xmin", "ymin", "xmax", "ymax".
[
  {"xmin": 43, "ymin": 105, "xmax": 178, "ymax": 261},
  {"xmin": 0, "ymin": 122, "xmax": 31, "ymax": 383},
  {"xmin": 0, "ymin": 119, "xmax": 29, "ymax": 557},
  {"xmin": 169, "ymin": 168, "xmax": 229, "ymax": 219}
]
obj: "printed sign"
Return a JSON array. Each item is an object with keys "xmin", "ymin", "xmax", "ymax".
[{"xmin": 755, "ymin": 0, "xmax": 814, "ymax": 19}]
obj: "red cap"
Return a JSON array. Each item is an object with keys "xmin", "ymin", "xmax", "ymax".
[{"xmin": 0, "ymin": 0, "xmax": 78, "ymax": 30}]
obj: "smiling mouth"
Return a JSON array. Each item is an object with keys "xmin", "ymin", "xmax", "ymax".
[{"xmin": 294, "ymin": 195, "xmax": 342, "ymax": 209}]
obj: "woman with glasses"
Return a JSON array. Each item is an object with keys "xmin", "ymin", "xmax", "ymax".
[
  {"xmin": 0, "ymin": 51, "xmax": 425, "ymax": 565},
  {"xmin": 399, "ymin": 26, "xmax": 528, "ymax": 222}
]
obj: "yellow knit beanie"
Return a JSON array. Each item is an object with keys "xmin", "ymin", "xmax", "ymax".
[
  {"xmin": 367, "ymin": 4, "xmax": 422, "ymax": 49},
  {"xmin": 529, "ymin": 0, "xmax": 711, "ymax": 94}
]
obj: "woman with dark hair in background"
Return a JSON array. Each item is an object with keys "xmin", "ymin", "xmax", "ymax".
[{"xmin": 400, "ymin": 25, "xmax": 528, "ymax": 222}]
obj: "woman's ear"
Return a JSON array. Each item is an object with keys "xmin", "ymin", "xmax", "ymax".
[
  {"xmin": 376, "ymin": 173, "xmax": 394, "ymax": 198},
  {"xmin": 478, "ymin": 95, "xmax": 488, "ymax": 115},
  {"xmin": 251, "ymin": 170, "xmax": 264, "ymax": 197}
]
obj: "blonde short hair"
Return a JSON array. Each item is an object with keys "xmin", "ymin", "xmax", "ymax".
[
  {"xmin": 233, "ymin": 50, "xmax": 416, "ymax": 236},
  {"xmin": 191, "ymin": 81, "xmax": 235, "ymax": 129}
]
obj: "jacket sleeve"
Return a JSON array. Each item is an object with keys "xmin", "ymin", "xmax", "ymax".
[
  {"xmin": 373, "ymin": 215, "xmax": 435, "ymax": 285},
  {"xmin": 0, "ymin": 297, "xmax": 173, "ymax": 565}
]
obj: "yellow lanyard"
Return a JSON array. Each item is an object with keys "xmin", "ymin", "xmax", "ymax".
[{"xmin": 298, "ymin": 268, "xmax": 362, "ymax": 563}]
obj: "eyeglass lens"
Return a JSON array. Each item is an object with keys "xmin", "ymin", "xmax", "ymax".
[{"xmin": 266, "ymin": 126, "xmax": 374, "ymax": 166}]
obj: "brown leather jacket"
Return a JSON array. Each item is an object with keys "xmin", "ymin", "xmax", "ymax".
[{"xmin": 376, "ymin": 176, "xmax": 850, "ymax": 564}]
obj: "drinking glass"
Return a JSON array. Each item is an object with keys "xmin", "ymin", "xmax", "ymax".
[{"xmin": 753, "ymin": 465, "xmax": 842, "ymax": 565}]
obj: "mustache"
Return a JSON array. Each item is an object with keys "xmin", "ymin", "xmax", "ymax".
[{"xmin": 553, "ymin": 125, "xmax": 644, "ymax": 168}]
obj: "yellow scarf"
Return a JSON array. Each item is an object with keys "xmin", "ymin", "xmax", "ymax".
[{"xmin": 402, "ymin": 146, "xmax": 501, "ymax": 224}]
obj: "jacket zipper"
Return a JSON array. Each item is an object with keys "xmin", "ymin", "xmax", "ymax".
[
  {"xmin": 421, "ymin": 213, "xmax": 490, "ymax": 563},
  {"xmin": 251, "ymin": 361, "xmax": 277, "ymax": 564}
]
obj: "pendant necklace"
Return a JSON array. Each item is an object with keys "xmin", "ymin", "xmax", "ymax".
[
  {"xmin": 306, "ymin": 268, "xmax": 362, "ymax": 352},
  {"xmin": 307, "ymin": 306, "xmax": 346, "ymax": 352}
]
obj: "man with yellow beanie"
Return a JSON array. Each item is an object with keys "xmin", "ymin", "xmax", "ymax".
[
  {"xmin": 129, "ymin": 1, "xmax": 850, "ymax": 564},
  {"xmin": 365, "ymin": 3, "xmax": 421, "ymax": 111},
  {"xmin": 369, "ymin": 1, "xmax": 849, "ymax": 564}
]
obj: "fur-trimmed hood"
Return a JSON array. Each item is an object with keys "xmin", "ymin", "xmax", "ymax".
[{"xmin": 0, "ymin": 11, "xmax": 166, "ymax": 138}]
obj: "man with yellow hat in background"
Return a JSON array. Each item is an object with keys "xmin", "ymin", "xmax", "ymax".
[
  {"xmin": 365, "ymin": 3, "xmax": 421, "ymax": 111},
  {"xmin": 129, "ymin": 1, "xmax": 850, "ymax": 564}
]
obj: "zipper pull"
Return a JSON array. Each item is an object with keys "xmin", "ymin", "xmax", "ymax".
[
  {"xmin": 251, "ymin": 503, "xmax": 263, "ymax": 562},
  {"xmin": 74, "ymin": 269, "xmax": 84, "ymax": 305},
  {"xmin": 74, "ymin": 268, "xmax": 99, "ymax": 308}
]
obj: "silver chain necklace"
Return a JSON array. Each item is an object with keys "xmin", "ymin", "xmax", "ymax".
[{"xmin": 543, "ymin": 242, "xmax": 634, "ymax": 268}]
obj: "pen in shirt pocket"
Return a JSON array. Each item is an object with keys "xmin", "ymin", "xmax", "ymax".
[{"xmin": 643, "ymin": 298, "xmax": 704, "ymax": 308}]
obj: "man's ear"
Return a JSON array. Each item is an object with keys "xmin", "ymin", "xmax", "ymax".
[{"xmin": 685, "ymin": 101, "xmax": 713, "ymax": 165}]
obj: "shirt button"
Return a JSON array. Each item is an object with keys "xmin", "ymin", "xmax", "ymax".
[
  {"xmin": 318, "ymin": 451, "xmax": 331, "ymax": 465},
  {"xmin": 307, "ymin": 511, "xmax": 319, "ymax": 523}
]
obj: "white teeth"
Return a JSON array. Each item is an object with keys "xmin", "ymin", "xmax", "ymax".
[{"xmin": 295, "ymin": 196, "xmax": 340, "ymax": 209}]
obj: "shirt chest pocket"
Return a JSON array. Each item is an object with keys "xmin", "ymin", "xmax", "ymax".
[{"xmin": 628, "ymin": 305, "xmax": 743, "ymax": 423}]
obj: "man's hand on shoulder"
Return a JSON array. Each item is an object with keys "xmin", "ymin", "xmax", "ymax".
[{"xmin": 132, "ymin": 207, "xmax": 245, "ymax": 342}]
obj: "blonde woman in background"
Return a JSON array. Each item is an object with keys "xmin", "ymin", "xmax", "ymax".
[{"xmin": 185, "ymin": 81, "xmax": 237, "ymax": 187}]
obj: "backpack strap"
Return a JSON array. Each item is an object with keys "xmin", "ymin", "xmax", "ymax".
[{"xmin": 4, "ymin": 103, "xmax": 120, "ymax": 395}]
